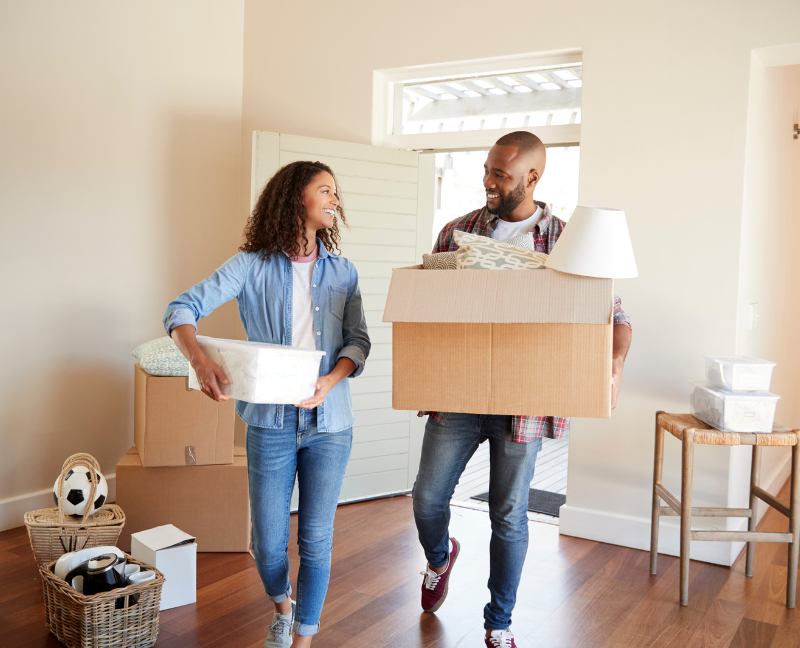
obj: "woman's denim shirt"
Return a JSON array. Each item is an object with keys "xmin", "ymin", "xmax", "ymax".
[{"xmin": 163, "ymin": 239, "xmax": 370, "ymax": 433}]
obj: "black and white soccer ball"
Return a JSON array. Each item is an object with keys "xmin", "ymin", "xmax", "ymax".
[{"xmin": 52, "ymin": 466, "xmax": 108, "ymax": 517}]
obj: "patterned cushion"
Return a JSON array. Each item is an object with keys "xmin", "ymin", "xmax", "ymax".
[
  {"xmin": 422, "ymin": 232, "xmax": 536, "ymax": 269},
  {"xmin": 132, "ymin": 337, "xmax": 191, "ymax": 376},
  {"xmin": 453, "ymin": 230, "xmax": 548, "ymax": 270},
  {"xmin": 422, "ymin": 252, "xmax": 457, "ymax": 269}
]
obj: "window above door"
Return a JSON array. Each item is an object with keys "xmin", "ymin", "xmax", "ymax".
[{"xmin": 373, "ymin": 49, "xmax": 582, "ymax": 151}]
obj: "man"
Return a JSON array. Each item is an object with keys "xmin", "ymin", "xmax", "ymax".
[{"xmin": 412, "ymin": 131, "xmax": 632, "ymax": 648}]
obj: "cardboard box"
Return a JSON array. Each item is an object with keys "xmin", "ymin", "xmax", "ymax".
[
  {"xmin": 116, "ymin": 446, "xmax": 250, "ymax": 552},
  {"xmin": 134, "ymin": 363, "xmax": 235, "ymax": 467},
  {"xmin": 383, "ymin": 267, "xmax": 613, "ymax": 418},
  {"xmin": 131, "ymin": 524, "xmax": 196, "ymax": 610}
]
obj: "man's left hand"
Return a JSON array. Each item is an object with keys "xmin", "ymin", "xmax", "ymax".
[{"xmin": 611, "ymin": 360, "xmax": 624, "ymax": 411}]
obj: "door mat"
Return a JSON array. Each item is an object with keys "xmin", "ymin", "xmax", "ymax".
[{"xmin": 471, "ymin": 488, "xmax": 566, "ymax": 517}]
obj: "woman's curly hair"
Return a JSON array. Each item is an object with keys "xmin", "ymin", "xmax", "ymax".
[{"xmin": 241, "ymin": 160, "xmax": 347, "ymax": 258}]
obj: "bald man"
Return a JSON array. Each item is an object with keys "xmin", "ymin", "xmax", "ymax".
[{"xmin": 412, "ymin": 131, "xmax": 633, "ymax": 648}]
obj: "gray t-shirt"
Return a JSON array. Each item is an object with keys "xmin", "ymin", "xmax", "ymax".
[{"xmin": 491, "ymin": 206, "xmax": 543, "ymax": 240}]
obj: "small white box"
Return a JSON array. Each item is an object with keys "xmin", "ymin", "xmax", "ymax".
[
  {"xmin": 704, "ymin": 355, "xmax": 776, "ymax": 392},
  {"xmin": 188, "ymin": 336, "xmax": 326, "ymax": 404},
  {"xmin": 690, "ymin": 381, "xmax": 780, "ymax": 433},
  {"xmin": 131, "ymin": 524, "xmax": 197, "ymax": 610}
]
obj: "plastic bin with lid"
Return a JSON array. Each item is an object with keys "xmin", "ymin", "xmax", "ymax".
[
  {"xmin": 704, "ymin": 355, "xmax": 776, "ymax": 393},
  {"xmin": 188, "ymin": 336, "xmax": 325, "ymax": 404},
  {"xmin": 689, "ymin": 380, "xmax": 779, "ymax": 433}
]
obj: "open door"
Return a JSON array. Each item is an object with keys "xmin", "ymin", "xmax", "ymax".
[{"xmin": 251, "ymin": 131, "xmax": 434, "ymax": 505}]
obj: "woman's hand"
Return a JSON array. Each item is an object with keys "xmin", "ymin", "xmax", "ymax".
[
  {"xmin": 192, "ymin": 355, "xmax": 230, "ymax": 402},
  {"xmin": 295, "ymin": 374, "xmax": 335, "ymax": 410}
]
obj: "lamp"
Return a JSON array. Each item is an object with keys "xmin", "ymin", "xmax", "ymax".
[{"xmin": 545, "ymin": 205, "xmax": 638, "ymax": 278}]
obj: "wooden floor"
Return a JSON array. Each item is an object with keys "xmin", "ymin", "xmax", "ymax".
[{"xmin": 3, "ymin": 479, "xmax": 800, "ymax": 648}]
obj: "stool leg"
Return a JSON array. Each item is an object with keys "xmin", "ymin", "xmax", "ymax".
[
  {"xmin": 680, "ymin": 429, "xmax": 695, "ymax": 607},
  {"xmin": 650, "ymin": 413, "xmax": 665, "ymax": 575},
  {"xmin": 746, "ymin": 444, "xmax": 762, "ymax": 578},
  {"xmin": 787, "ymin": 443, "xmax": 800, "ymax": 608}
]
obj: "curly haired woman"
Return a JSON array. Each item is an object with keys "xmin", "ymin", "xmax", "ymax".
[{"xmin": 163, "ymin": 161, "xmax": 370, "ymax": 648}]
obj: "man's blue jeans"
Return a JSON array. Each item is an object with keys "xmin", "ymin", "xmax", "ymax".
[
  {"xmin": 247, "ymin": 406, "xmax": 352, "ymax": 636},
  {"xmin": 412, "ymin": 413, "xmax": 542, "ymax": 631}
]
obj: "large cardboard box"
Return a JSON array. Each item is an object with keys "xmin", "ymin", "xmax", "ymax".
[
  {"xmin": 134, "ymin": 363, "xmax": 235, "ymax": 467},
  {"xmin": 116, "ymin": 446, "xmax": 250, "ymax": 552},
  {"xmin": 383, "ymin": 267, "xmax": 613, "ymax": 418}
]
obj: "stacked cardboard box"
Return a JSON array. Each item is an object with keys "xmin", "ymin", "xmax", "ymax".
[{"xmin": 116, "ymin": 364, "xmax": 250, "ymax": 552}]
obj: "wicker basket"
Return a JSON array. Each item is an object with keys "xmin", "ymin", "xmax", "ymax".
[
  {"xmin": 25, "ymin": 453, "xmax": 126, "ymax": 565},
  {"xmin": 41, "ymin": 554, "xmax": 165, "ymax": 648}
]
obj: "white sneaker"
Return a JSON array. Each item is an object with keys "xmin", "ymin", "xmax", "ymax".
[
  {"xmin": 264, "ymin": 601, "xmax": 295, "ymax": 648},
  {"xmin": 485, "ymin": 629, "xmax": 516, "ymax": 648}
]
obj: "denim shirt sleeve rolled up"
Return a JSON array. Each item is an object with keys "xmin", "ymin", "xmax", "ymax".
[
  {"xmin": 162, "ymin": 240, "xmax": 370, "ymax": 433},
  {"xmin": 334, "ymin": 262, "xmax": 370, "ymax": 378}
]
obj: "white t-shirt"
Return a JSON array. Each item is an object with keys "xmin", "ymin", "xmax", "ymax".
[
  {"xmin": 290, "ymin": 247, "xmax": 318, "ymax": 350},
  {"xmin": 491, "ymin": 206, "xmax": 543, "ymax": 241}
]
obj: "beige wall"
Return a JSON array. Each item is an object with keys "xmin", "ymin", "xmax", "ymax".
[
  {"xmin": 0, "ymin": 1, "xmax": 245, "ymax": 520},
  {"xmin": 240, "ymin": 0, "xmax": 800, "ymax": 563},
  {"xmin": 731, "ymin": 61, "xmax": 800, "ymax": 522}
]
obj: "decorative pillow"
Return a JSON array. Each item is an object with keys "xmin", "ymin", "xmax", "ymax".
[
  {"xmin": 132, "ymin": 336, "xmax": 191, "ymax": 376},
  {"xmin": 453, "ymin": 230, "xmax": 548, "ymax": 270},
  {"xmin": 422, "ymin": 252, "xmax": 457, "ymax": 269},
  {"xmin": 501, "ymin": 231, "xmax": 536, "ymax": 250}
]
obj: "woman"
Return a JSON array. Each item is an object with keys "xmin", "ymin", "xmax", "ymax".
[{"xmin": 163, "ymin": 161, "xmax": 370, "ymax": 648}]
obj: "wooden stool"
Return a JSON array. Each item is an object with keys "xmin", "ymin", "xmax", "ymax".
[{"xmin": 650, "ymin": 411, "xmax": 800, "ymax": 607}]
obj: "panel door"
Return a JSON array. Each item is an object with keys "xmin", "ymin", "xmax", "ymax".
[{"xmin": 251, "ymin": 131, "xmax": 433, "ymax": 505}]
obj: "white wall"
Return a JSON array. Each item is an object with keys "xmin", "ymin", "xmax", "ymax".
[
  {"xmin": 240, "ymin": 0, "xmax": 800, "ymax": 565},
  {"xmin": 0, "ymin": 1, "xmax": 245, "ymax": 529},
  {"xmin": 730, "ymin": 59, "xmax": 800, "ymax": 531}
]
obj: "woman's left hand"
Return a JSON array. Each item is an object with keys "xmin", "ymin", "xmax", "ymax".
[{"xmin": 296, "ymin": 374, "xmax": 336, "ymax": 410}]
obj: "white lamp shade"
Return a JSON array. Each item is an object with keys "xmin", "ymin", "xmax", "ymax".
[{"xmin": 545, "ymin": 205, "xmax": 638, "ymax": 278}]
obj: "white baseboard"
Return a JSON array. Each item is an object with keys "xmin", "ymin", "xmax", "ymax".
[
  {"xmin": 0, "ymin": 475, "xmax": 116, "ymax": 533},
  {"xmin": 559, "ymin": 452, "xmax": 792, "ymax": 568}
]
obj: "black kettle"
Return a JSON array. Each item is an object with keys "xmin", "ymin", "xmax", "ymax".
[{"xmin": 65, "ymin": 554, "xmax": 125, "ymax": 596}]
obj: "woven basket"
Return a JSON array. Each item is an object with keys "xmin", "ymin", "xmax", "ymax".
[
  {"xmin": 41, "ymin": 554, "xmax": 165, "ymax": 648},
  {"xmin": 25, "ymin": 453, "xmax": 126, "ymax": 565}
]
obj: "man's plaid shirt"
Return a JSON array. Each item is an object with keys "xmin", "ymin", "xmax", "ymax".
[{"xmin": 418, "ymin": 201, "xmax": 632, "ymax": 443}]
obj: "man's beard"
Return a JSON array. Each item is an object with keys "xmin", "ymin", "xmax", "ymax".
[{"xmin": 486, "ymin": 178, "xmax": 526, "ymax": 216}]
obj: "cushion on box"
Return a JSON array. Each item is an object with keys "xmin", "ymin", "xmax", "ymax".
[
  {"xmin": 132, "ymin": 337, "xmax": 191, "ymax": 376},
  {"xmin": 422, "ymin": 252, "xmax": 458, "ymax": 269},
  {"xmin": 453, "ymin": 230, "xmax": 548, "ymax": 270},
  {"xmin": 422, "ymin": 231, "xmax": 538, "ymax": 270}
]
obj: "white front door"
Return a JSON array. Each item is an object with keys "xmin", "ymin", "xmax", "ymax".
[{"xmin": 250, "ymin": 131, "xmax": 434, "ymax": 505}]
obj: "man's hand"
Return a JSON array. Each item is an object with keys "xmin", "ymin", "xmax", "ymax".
[
  {"xmin": 611, "ymin": 366, "xmax": 622, "ymax": 411},
  {"xmin": 192, "ymin": 355, "xmax": 230, "ymax": 402},
  {"xmin": 611, "ymin": 324, "xmax": 631, "ymax": 412},
  {"xmin": 296, "ymin": 374, "xmax": 336, "ymax": 410}
]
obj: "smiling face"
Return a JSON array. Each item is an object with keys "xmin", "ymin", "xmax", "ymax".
[
  {"xmin": 483, "ymin": 144, "xmax": 543, "ymax": 219},
  {"xmin": 302, "ymin": 171, "xmax": 339, "ymax": 232}
]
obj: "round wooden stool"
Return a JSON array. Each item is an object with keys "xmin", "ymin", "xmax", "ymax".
[{"xmin": 650, "ymin": 411, "xmax": 800, "ymax": 607}]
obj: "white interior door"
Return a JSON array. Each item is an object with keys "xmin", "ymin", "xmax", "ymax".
[{"xmin": 251, "ymin": 131, "xmax": 434, "ymax": 505}]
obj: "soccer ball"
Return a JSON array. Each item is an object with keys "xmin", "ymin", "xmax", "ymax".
[{"xmin": 53, "ymin": 466, "xmax": 108, "ymax": 517}]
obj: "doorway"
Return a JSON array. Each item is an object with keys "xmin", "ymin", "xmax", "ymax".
[{"xmin": 431, "ymin": 146, "xmax": 580, "ymax": 522}]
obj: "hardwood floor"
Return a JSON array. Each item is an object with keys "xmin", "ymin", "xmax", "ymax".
[{"xmin": 3, "ymin": 479, "xmax": 799, "ymax": 647}]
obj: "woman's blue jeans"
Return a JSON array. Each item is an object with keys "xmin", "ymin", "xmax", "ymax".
[
  {"xmin": 247, "ymin": 406, "xmax": 352, "ymax": 636},
  {"xmin": 412, "ymin": 413, "xmax": 542, "ymax": 631}
]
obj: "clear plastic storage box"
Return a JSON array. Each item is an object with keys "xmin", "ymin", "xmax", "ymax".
[
  {"xmin": 690, "ymin": 381, "xmax": 779, "ymax": 433},
  {"xmin": 704, "ymin": 355, "xmax": 776, "ymax": 393},
  {"xmin": 188, "ymin": 336, "xmax": 325, "ymax": 404}
]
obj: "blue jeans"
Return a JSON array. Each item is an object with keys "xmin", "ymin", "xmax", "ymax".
[
  {"xmin": 412, "ymin": 413, "xmax": 542, "ymax": 631},
  {"xmin": 247, "ymin": 406, "xmax": 352, "ymax": 636}
]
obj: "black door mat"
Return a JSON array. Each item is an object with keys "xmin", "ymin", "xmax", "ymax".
[{"xmin": 471, "ymin": 488, "xmax": 566, "ymax": 517}]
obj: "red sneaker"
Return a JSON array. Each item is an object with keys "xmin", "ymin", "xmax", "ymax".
[
  {"xmin": 420, "ymin": 537, "xmax": 460, "ymax": 613},
  {"xmin": 485, "ymin": 630, "xmax": 516, "ymax": 647}
]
